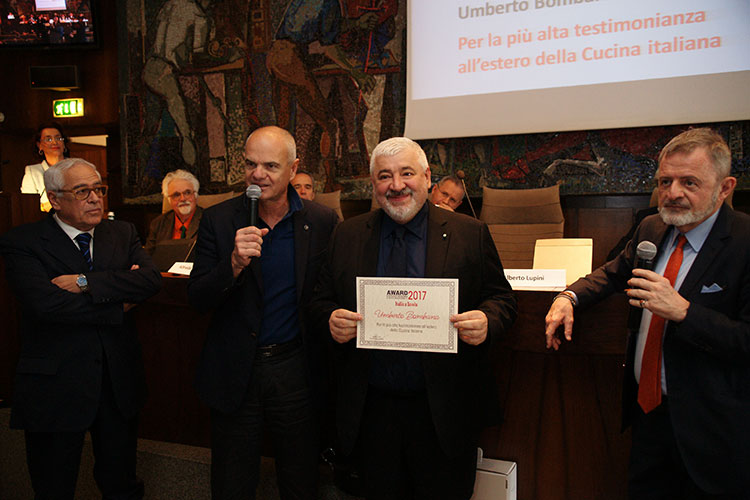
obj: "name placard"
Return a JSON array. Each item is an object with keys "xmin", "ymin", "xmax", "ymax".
[
  {"xmin": 167, "ymin": 262, "xmax": 194, "ymax": 276},
  {"xmin": 504, "ymin": 269, "xmax": 566, "ymax": 291}
]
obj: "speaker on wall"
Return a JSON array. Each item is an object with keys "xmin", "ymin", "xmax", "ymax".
[{"xmin": 29, "ymin": 65, "xmax": 80, "ymax": 91}]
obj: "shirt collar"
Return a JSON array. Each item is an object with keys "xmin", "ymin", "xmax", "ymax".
[
  {"xmin": 53, "ymin": 213, "xmax": 95, "ymax": 241},
  {"xmin": 381, "ymin": 201, "xmax": 429, "ymax": 239},
  {"xmin": 667, "ymin": 206, "xmax": 721, "ymax": 253}
]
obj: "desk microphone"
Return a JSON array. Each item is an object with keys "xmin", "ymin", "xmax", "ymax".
[
  {"xmin": 628, "ymin": 240, "xmax": 658, "ymax": 330},
  {"xmin": 245, "ymin": 185, "xmax": 261, "ymax": 227}
]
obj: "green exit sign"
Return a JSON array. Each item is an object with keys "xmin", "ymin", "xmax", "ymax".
[{"xmin": 52, "ymin": 98, "xmax": 84, "ymax": 118}]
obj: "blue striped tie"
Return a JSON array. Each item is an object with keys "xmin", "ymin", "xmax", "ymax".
[{"xmin": 75, "ymin": 233, "xmax": 93, "ymax": 270}]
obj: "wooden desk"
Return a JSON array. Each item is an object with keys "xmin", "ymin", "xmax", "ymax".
[{"xmin": 481, "ymin": 291, "xmax": 631, "ymax": 500}]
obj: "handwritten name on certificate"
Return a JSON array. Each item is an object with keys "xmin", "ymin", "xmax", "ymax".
[{"xmin": 356, "ymin": 277, "xmax": 459, "ymax": 354}]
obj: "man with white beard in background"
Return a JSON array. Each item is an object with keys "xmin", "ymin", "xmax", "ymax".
[{"xmin": 145, "ymin": 169, "xmax": 203, "ymax": 254}]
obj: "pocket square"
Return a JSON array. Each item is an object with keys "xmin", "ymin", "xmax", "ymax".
[{"xmin": 700, "ymin": 283, "xmax": 723, "ymax": 293}]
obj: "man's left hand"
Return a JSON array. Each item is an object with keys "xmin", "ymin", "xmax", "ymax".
[
  {"xmin": 451, "ymin": 310, "xmax": 488, "ymax": 345},
  {"xmin": 627, "ymin": 268, "xmax": 690, "ymax": 322},
  {"xmin": 51, "ymin": 274, "xmax": 81, "ymax": 293}
]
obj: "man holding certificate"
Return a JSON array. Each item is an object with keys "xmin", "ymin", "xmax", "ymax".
[{"xmin": 310, "ymin": 137, "xmax": 517, "ymax": 499}]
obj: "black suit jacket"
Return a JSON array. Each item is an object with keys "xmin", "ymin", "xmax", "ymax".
[
  {"xmin": 0, "ymin": 216, "xmax": 161, "ymax": 432},
  {"xmin": 144, "ymin": 207, "xmax": 203, "ymax": 255},
  {"xmin": 309, "ymin": 205, "xmax": 517, "ymax": 458},
  {"xmin": 568, "ymin": 205, "xmax": 750, "ymax": 495},
  {"xmin": 188, "ymin": 192, "xmax": 339, "ymax": 414}
]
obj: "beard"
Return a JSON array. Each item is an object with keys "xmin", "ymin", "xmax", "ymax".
[
  {"xmin": 380, "ymin": 187, "xmax": 425, "ymax": 223},
  {"xmin": 176, "ymin": 202, "xmax": 194, "ymax": 216},
  {"xmin": 659, "ymin": 188, "xmax": 719, "ymax": 228}
]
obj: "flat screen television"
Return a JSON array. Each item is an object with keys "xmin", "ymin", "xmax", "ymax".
[{"xmin": 0, "ymin": 0, "xmax": 98, "ymax": 49}]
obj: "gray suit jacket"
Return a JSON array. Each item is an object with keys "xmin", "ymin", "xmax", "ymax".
[{"xmin": 0, "ymin": 216, "xmax": 161, "ymax": 431}]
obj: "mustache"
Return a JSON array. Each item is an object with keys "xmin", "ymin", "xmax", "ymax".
[
  {"xmin": 386, "ymin": 187, "xmax": 413, "ymax": 198},
  {"xmin": 661, "ymin": 201, "xmax": 689, "ymax": 209}
]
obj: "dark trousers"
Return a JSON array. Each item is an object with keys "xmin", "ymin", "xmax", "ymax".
[
  {"xmin": 210, "ymin": 343, "xmax": 319, "ymax": 500},
  {"xmin": 629, "ymin": 400, "xmax": 739, "ymax": 500},
  {"xmin": 359, "ymin": 387, "xmax": 476, "ymax": 500},
  {"xmin": 24, "ymin": 364, "xmax": 142, "ymax": 500}
]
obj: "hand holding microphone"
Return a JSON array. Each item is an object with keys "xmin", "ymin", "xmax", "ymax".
[{"xmin": 230, "ymin": 185, "xmax": 268, "ymax": 277}]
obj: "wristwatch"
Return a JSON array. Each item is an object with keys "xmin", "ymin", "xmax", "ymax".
[{"xmin": 76, "ymin": 274, "xmax": 90, "ymax": 293}]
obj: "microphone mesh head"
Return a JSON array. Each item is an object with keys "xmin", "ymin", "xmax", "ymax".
[
  {"xmin": 245, "ymin": 184, "xmax": 262, "ymax": 200},
  {"xmin": 636, "ymin": 240, "xmax": 658, "ymax": 261}
]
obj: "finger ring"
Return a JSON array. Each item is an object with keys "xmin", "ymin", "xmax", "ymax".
[{"xmin": 640, "ymin": 299, "xmax": 646, "ymax": 308}]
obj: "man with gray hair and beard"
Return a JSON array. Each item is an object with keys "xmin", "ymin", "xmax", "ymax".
[
  {"xmin": 544, "ymin": 128, "xmax": 749, "ymax": 498},
  {"xmin": 145, "ymin": 169, "xmax": 203, "ymax": 255},
  {"xmin": 309, "ymin": 137, "xmax": 517, "ymax": 499}
]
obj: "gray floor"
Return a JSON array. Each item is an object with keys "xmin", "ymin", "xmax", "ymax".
[{"xmin": 0, "ymin": 408, "xmax": 362, "ymax": 500}]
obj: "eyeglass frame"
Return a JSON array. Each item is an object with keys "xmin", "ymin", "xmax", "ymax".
[
  {"xmin": 55, "ymin": 185, "xmax": 108, "ymax": 201},
  {"xmin": 167, "ymin": 189, "xmax": 196, "ymax": 200},
  {"xmin": 41, "ymin": 136, "xmax": 66, "ymax": 143}
]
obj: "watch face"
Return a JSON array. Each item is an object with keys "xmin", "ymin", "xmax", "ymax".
[{"xmin": 77, "ymin": 275, "xmax": 88, "ymax": 289}]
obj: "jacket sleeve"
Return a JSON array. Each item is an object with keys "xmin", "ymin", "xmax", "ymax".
[{"xmin": 476, "ymin": 223, "xmax": 518, "ymax": 345}]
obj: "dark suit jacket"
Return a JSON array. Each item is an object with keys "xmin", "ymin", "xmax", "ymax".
[
  {"xmin": 188, "ymin": 192, "xmax": 339, "ymax": 414},
  {"xmin": 568, "ymin": 205, "xmax": 750, "ymax": 495},
  {"xmin": 308, "ymin": 205, "xmax": 517, "ymax": 458},
  {"xmin": 0, "ymin": 216, "xmax": 161, "ymax": 432},
  {"xmin": 144, "ymin": 207, "xmax": 203, "ymax": 255}
]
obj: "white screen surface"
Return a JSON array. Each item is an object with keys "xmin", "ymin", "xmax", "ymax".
[{"xmin": 405, "ymin": 0, "xmax": 750, "ymax": 139}]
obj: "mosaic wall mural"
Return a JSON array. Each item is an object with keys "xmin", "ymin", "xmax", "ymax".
[{"xmin": 118, "ymin": 1, "xmax": 748, "ymax": 203}]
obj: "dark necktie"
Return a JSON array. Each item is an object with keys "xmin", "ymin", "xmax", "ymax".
[
  {"xmin": 638, "ymin": 235, "xmax": 687, "ymax": 413},
  {"xmin": 180, "ymin": 225, "xmax": 187, "ymax": 239},
  {"xmin": 75, "ymin": 232, "xmax": 93, "ymax": 270},
  {"xmin": 384, "ymin": 226, "xmax": 407, "ymax": 277}
]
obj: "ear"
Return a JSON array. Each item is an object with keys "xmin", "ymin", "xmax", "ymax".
[
  {"xmin": 424, "ymin": 166, "xmax": 432, "ymax": 190},
  {"xmin": 289, "ymin": 158, "xmax": 299, "ymax": 181},
  {"xmin": 48, "ymin": 191, "xmax": 62, "ymax": 212},
  {"xmin": 718, "ymin": 176, "xmax": 736, "ymax": 204}
]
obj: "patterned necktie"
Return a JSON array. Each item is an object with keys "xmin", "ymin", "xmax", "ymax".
[
  {"xmin": 180, "ymin": 225, "xmax": 187, "ymax": 239},
  {"xmin": 75, "ymin": 232, "xmax": 93, "ymax": 270},
  {"xmin": 638, "ymin": 235, "xmax": 687, "ymax": 413}
]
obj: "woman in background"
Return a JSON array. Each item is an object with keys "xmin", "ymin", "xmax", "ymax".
[{"xmin": 21, "ymin": 122, "xmax": 69, "ymax": 212}]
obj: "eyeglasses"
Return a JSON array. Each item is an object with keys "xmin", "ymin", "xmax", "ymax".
[
  {"xmin": 56, "ymin": 185, "xmax": 108, "ymax": 201},
  {"xmin": 41, "ymin": 137, "xmax": 66, "ymax": 143},
  {"xmin": 168, "ymin": 189, "xmax": 195, "ymax": 200}
]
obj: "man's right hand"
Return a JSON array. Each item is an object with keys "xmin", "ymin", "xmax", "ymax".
[
  {"xmin": 544, "ymin": 297, "xmax": 575, "ymax": 350},
  {"xmin": 231, "ymin": 226, "xmax": 269, "ymax": 278},
  {"xmin": 329, "ymin": 309, "xmax": 362, "ymax": 344}
]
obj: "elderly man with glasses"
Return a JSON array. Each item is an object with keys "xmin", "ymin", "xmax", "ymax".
[
  {"xmin": 0, "ymin": 158, "xmax": 161, "ymax": 499},
  {"xmin": 144, "ymin": 169, "xmax": 203, "ymax": 255}
]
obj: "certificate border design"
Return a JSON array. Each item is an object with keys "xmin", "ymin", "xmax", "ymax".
[{"xmin": 357, "ymin": 277, "xmax": 457, "ymax": 353}]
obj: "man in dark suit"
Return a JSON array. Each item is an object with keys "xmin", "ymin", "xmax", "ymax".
[
  {"xmin": 545, "ymin": 128, "xmax": 749, "ymax": 499},
  {"xmin": 0, "ymin": 158, "xmax": 161, "ymax": 500},
  {"xmin": 188, "ymin": 126, "xmax": 339, "ymax": 499},
  {"xmin": 144, "ymin": 169, "xmax": 203, "ymax": 255},
  {"xmin": 309, "ymin": 137, "xmax": 517, "ymax": 499}
]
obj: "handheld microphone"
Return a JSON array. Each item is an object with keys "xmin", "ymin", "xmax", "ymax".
[
  {"xmin": 635, "ymin": 240, "xmax": 658, "ymax": 271},
  {"xmin": 627, "ymin": 240, "xmax": 658, "ymax": 330},
  {"xmin": 245, "ymin": 185, "xmax": 261, "ymax": 227}
]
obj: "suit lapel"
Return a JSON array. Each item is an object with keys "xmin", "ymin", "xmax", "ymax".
[
  {"xmin": 293, "ymin": 207, "xmax": 310, "ymax": 302},
  {"xmin": 187, "ymin": 208, "xmax": 202, "ymax": 239},
  {"xmin": 425, "ymin": 205, "xmax": 450, "ymax": 278},
  {"xmin": 91, "ymin": 221, "xmax": 115, "ymax": 270},
  {"xmin": 360, "ymin": 210, "xmax": 382, "ymax": 277},
  {"xmin": 40, "ymin": 216, "xmax": 90, "ymax": 273},
  {"xmin": 231, "ymin": 197, "xmax": 263, "ymax": 291},
  {"xmin": 678, "ymin": 205, "xmax": 731, "ymax": 297}
]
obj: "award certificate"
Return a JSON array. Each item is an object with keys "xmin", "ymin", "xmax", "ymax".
[{"xmin": 356, "ymin": 277, "xmax": 458, "ymax": 353}]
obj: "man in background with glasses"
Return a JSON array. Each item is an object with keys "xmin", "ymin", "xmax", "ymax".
[
  {"xmin": 144, "ymin": 169, "xmax": 203, "ymax": 255},
  {"xmin": 0, "ymin": 158, "xmax": 161, "ymax": 499}
]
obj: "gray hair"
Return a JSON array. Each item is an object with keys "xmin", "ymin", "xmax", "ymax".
[
  {"xmin": 245, "ymin": 126, "xmax": 297, "ymax": 165},
  {"xmin": 658, "ymin": 128, "xmax": 731, "ymax": 180},
  {"xmin": 44, "ymin": 158, "xmax": 101, "ymax": 193},
  {"xmin": 369, "ymin": 137, "xmax": 428, "ymax": 174},
  {"xmin": 437, "ymin": 175, "xmax": 465, "ymax": 200},
  {"xmin": 161, "ymin": 169, "xmax": 200, "ymax": 197}
]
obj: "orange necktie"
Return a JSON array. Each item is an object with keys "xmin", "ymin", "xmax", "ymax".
[{"xmin": 638, "ymin": 235, "xmax": 687, "ymax": 413}]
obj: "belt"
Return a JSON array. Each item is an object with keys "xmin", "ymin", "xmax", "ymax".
[{"xmin": 256, "ymin": 337, "xmax": 302, "ymax": 358}]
